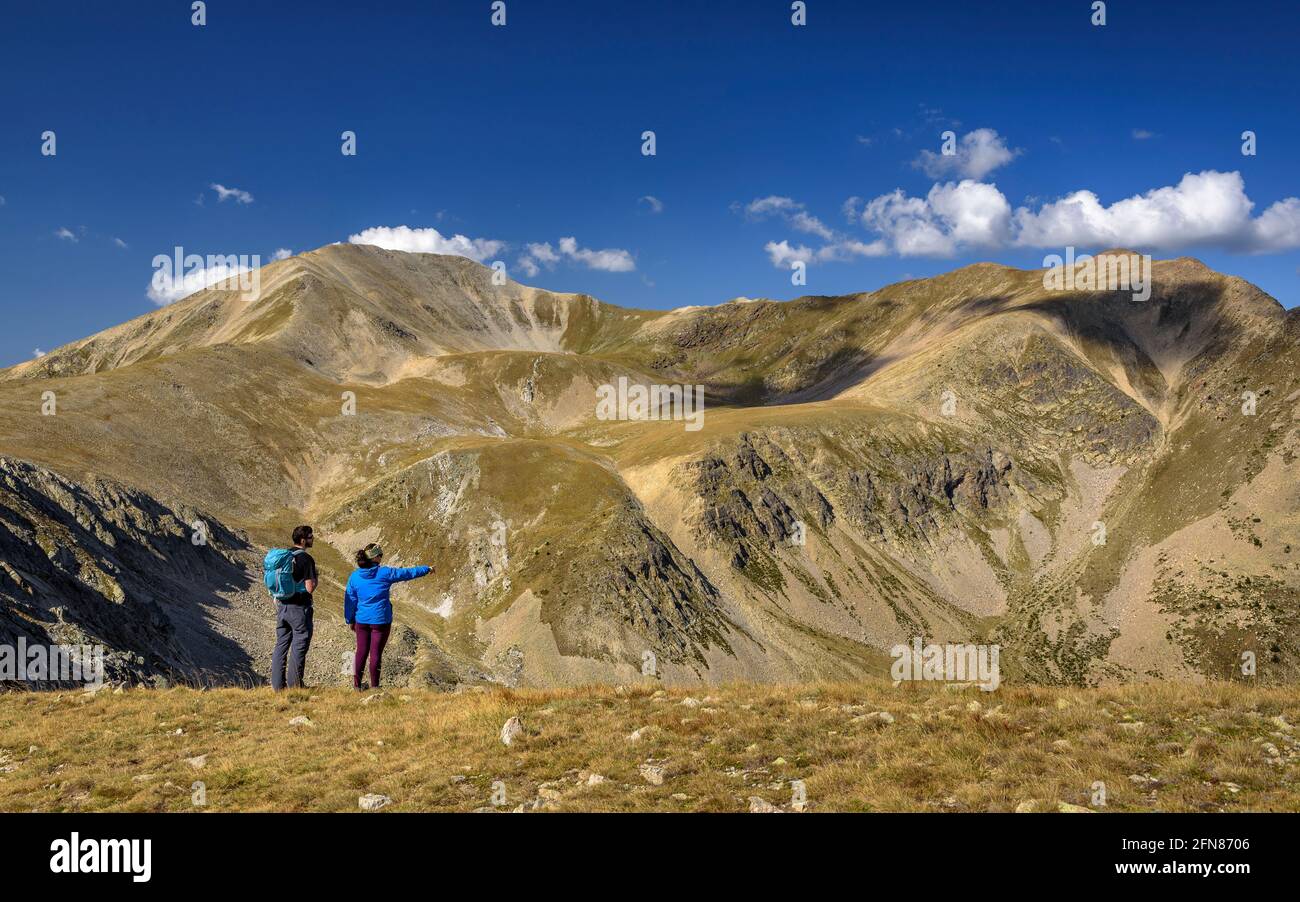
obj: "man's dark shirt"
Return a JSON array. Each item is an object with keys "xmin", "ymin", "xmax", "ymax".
[{"xmin": 284, "ymin": 550, "xmax": 317, "ymax": 605}]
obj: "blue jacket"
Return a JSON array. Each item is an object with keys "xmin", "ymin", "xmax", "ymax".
[{"xmin": 344, "ymin": 565, "xmax": 431, "ymax": 625}]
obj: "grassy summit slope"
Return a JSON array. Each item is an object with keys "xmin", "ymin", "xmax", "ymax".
[{"xmin": 1, "ymin": 682, "xmax": 1298, "ymax": 812}]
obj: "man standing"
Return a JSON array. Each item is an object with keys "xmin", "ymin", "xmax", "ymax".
[{"xmin": 270, "ymin": 525, "xmax": 318, "ymax": 690}]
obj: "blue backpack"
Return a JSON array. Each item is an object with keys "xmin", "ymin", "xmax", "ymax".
[{"xmin": 263, "ymin": 548, "xmax": 306, "ymax": 600}]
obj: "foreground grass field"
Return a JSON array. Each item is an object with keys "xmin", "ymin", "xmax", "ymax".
[{"xmin": 1, "ymin": 681, "xmax": 1298, "ymax": 812}]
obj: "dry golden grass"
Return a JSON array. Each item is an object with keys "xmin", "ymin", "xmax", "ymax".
[{"xmin": 1, "ymin": 680, "xmax": 1298, "ymax": 813}]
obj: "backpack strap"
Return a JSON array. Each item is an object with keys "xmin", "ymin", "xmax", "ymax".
[{"xmin": 289, "ymin": 549, "xmax": 309, "ymax": 595}]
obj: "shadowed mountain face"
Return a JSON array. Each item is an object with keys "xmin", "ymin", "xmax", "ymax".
[
  {"xmin": 0, "ymin": 457, "xmax": 259, "ymax": 687},
  {"xmin": 1, "ymin": 243, "xmax": 1297, "ymax": 687}
]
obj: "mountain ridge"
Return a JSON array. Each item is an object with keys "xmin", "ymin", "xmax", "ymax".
[{"xmin": 1, "ymin": 244, "xmax": 1296, "ymax": 688}]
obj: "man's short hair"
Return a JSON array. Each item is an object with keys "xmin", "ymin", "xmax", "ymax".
[{"xmin": 292, "ymin": 525, "xmax": 314, "ymax": 545}]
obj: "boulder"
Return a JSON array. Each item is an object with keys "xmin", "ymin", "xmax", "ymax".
[
  {"xmin": 639, "ymin": 763, "xmax": 666, "ymax": 785},
  {"xmin": 500, "ymin": 716, "xmax": 524, "ymax": 746},
  {"xmin": 358, "ymin": 793, "xmax": 392, "ymax": 811}
]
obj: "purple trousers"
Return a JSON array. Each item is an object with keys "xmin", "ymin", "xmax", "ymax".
[{"xmin": 353, "ymin": 623, "xmax": 391, "ymax": 688}]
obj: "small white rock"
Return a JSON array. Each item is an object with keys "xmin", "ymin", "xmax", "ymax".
[
  {"xmin": 639, "ymin": 763, "xmax": 666, "ymax": 785},
  {"xmin": 852, "ymin": 711, "xmax": 894, "ymax": 725},
  {"xmin": 500, "ymin": 716, "xmax": 524, "ymax": 746},
  {"xmin": 358, "ymin": 793, "xmax": 392, "ymax": 811}
]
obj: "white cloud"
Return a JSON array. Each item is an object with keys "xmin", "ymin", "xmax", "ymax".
[
  {"xmin": 348, "ymin": 226, "xmax": 636, "ymax": 278},
  {"xmin": 516, "ymin": 242, "xmax": 555, "ymax": 277},
  {"xmin": 1250, "ymin": 198, "xmax": 1300, "ymax": 252},
  {"xmin": 1131, "ymin": 129, "xmax": 1155, "ymax": 140},
  {"xmin": 638, "ymin": 195, "xmax": 664, "ymax": 214},
  {"xmin": 750, "ymin": 195, "xmax": 889, "ymax": 267},
  {"xmin": 1011, "ymin": 170, "xmax": 1279, "ymax": 251},
  {"xmin": 54, "ymin": 227, "xmax": 79, "ymax": 242},
  {"xmin": 0, "ymin": 195, "xmax": 6, "ymax": 206},
  {"xmin": 113, "ymin": 237, "xmax": 128, "ymax": 249},
  {"xmin": 33, "ymin": 348, "xmax": 45, "ymax": 358},
  {"xmin": 742, "ymin": 196, "xmax": 801, "ymax": 218},
  {"xmin": 557, "ymin": 236, "xmax": 635, "ymax": 271},
  {"xmin": 927, "ymin": 180, "xmax": 1014, "ymax": 248},
  {"xmin": 271, "ymin": 247, "xmax": 293, "ymax": 261},
  {"xmin": 843, "ymin": 170, "xmax": 1300, "ymax": 256},
  {"xmin": 764, "ymin": 237, "xmax": 887, "ymax": 268},
  {"xmin": 914, "ymin": 128, "xmax": 1021, "ymax": 181},
  {"xmin": 526, "ymin": 242, "xmax": 560, "ymax": 264},
  {"xmin": 147, "ymin": 258, "xmax": 256, "ymax": 306},
  {"xmin": 824, "ymin": 238, "xmax": 889, "ymax": 260},
  {"xmin": 861, "ymin": 189, "xmax": 961, "ymax": 257},
  {"xmin": 210, "ymin": 183, "xmax": 254, "ymax": 204},
  {"xmin": 790, "ymin": 211, "xmax": 834, "ymax": 240},
  {"xmin": 348, "ymin": 225, "xmax": 505, "ymax": 262},
  {"xmin": 764, "ymin": 240, "xmax": 815, "ymax": 267},
  {"xmin": 740, "ymin": 195, "xmax": 835, "ymax": 240},
  {"xmin": 517, "ymin": 237, "xmax": 636, "ymax": 275}
]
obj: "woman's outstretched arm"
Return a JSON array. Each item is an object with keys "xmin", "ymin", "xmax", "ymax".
[{"xmin": 382, "ymin": 565, "xmax": 432, "ymax": 583}]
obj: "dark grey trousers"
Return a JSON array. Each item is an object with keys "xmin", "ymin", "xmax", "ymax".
[{"xmin": 271, "ymin": 603, "xmax": 313, "ymax": 690}]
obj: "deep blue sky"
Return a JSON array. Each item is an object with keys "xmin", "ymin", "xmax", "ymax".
[{"xmin": 2, "ymin": 0, "xmax": 1298, "ymax": 366}]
